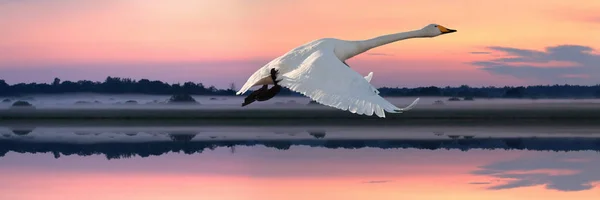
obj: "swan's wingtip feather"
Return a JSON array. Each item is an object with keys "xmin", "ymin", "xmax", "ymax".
[
  {"xmin": 235, "ymin": 90, "xmax": 246, "ymax": 95},
  {"xmin": 394, "ymin": 97, "xmax": 420, "ymax": 112},
  {"xmin": 404, "ymin": 97, "xmax": 420, "ymax": 110}
]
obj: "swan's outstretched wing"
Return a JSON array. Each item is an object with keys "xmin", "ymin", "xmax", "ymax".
[{"xmin": 279, "ymin": 50, "xmax": 414, "ymax": 118}]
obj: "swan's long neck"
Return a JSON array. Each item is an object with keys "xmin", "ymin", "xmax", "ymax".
[{"xmin": 345, "ymin": 29, "xmax": 425, "ymax": 59}]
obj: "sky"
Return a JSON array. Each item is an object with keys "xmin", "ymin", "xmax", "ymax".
[
  {"xmin": 1, "ymin": 146, "xmax": 599, "ymax": 200},
  {"xmin": 1, "ymin": 0, "xmax": 600, "ymax": 88}
]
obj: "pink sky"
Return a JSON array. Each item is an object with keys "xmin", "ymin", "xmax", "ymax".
[{"xmin": 1, "ymin": 0, "xmax": 600, "ymax": 88}]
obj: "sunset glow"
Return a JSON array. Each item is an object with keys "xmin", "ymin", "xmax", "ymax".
[{"xmin": 1, "ymin": 0, "xmax": 599, "ymax": 87}]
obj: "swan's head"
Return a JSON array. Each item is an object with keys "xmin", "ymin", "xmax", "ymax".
[{"xmin": 420, "ymin": 24, "xmax": 457, "ymax": 37}]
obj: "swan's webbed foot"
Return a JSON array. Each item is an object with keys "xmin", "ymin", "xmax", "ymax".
[
  {"xmin": 242, "ymin": 85, "xmax": 268, "ymax": 107},
  {"xmin": 270, "ymin": 68, "xmax": 280, "ymax": 85},
  {"xmin": 255, "ymin": 85, "xmax": 281, "ymax": 102}
]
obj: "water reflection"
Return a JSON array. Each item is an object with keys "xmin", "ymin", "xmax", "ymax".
[
  {"xmin": 0, "ymin": 126, "xmax": 599, "ymax": 199},
  {"xmin": 2, "ymin": 135, "xmax": 600, "ymax": 159},
  {"xmin": 473, "ymin": 153, "xmax": 600, "ymax": 192}
]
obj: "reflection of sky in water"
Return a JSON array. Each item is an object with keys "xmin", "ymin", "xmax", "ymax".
[
  {"xmin": 1, "ymin": 146, "xmax": 599, "ymax": 200},
  {"xmin": 473, "ymin": 152, "xmax": 600, "ymax": 192}
]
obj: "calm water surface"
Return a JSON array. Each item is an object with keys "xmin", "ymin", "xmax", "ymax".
[{"xmin": 1, "ymin": 126, "xmax": 599, "ymax": 200}]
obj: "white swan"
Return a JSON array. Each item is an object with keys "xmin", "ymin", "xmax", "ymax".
[{"xmin": 237, "ymin": 24, "xmax": 457, "ymax": 118}]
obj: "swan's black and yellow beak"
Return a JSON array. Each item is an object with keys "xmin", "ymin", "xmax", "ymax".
[{"xmin": 438, "ymin": 25, "xmax": 457, "ymax": 34}]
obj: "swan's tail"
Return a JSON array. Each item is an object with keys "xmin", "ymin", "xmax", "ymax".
[{"xmin": 395, "ymin": 98, "xmax": 420, "ymax": 112}]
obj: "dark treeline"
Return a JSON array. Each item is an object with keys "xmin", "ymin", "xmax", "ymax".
[
  {"xmin": 378, "ymin": 85, "xmax": 600, "ymax": 99},
  {"xmin": 1, "ymin": 77, "xmax": 600, "ymax": 98},
  {"xmin": 2, "ymin": 137, "xmax": 600, "ymax": 159},
  {"xmin": 0, "ymin": 77, "xmax": 298, "ymax": 96}
]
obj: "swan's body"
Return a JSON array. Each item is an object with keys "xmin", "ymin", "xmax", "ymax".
[{"xmin": 237, "ymin": 24, "xmax": 456, "ymax": 118}]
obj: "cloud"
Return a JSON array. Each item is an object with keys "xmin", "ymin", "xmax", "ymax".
[
  {"xmin": 470, "ymin": 45, "xmax": 600, "ymax": 85},
  {"xmin": 365, "ymin": 52, "xmax": 393, "ymax": 56},
  {"xmin": 471, "ymin": 152, "xmax": 600, "ymax": 192},
  {"xmin": 469, "ymin": 51, "xmax": 491, "ymax": 55},
  {"xmin": 362, "ymin": 180, "xmax": 393, "ymax": 184}
]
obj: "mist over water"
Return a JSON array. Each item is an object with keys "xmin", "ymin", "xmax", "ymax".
[{"xmin": 2, "ymin": 94, "xmax": 600, "ymax": 110}]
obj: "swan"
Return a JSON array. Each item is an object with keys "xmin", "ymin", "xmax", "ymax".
[{"xmin": 237, "ymin": 24, "xmax": 457, "ymax": 118}]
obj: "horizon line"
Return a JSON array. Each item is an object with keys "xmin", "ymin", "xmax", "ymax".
[{"xmin": 2, "ymin": 77, "xmax": 600, "ymax": 90}]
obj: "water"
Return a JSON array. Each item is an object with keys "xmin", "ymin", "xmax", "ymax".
[{"xmin": 1, "ymin": 125, "xmax": 599, "ymax": 200}]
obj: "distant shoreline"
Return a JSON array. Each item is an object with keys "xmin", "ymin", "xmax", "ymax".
[
  {"xmin": 2, "ymin": 92, "xmax": 600, "ymax": 99},
  {"xmin": 2, "ymin": 77, "xmax": 600, "ymax": 98}
]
